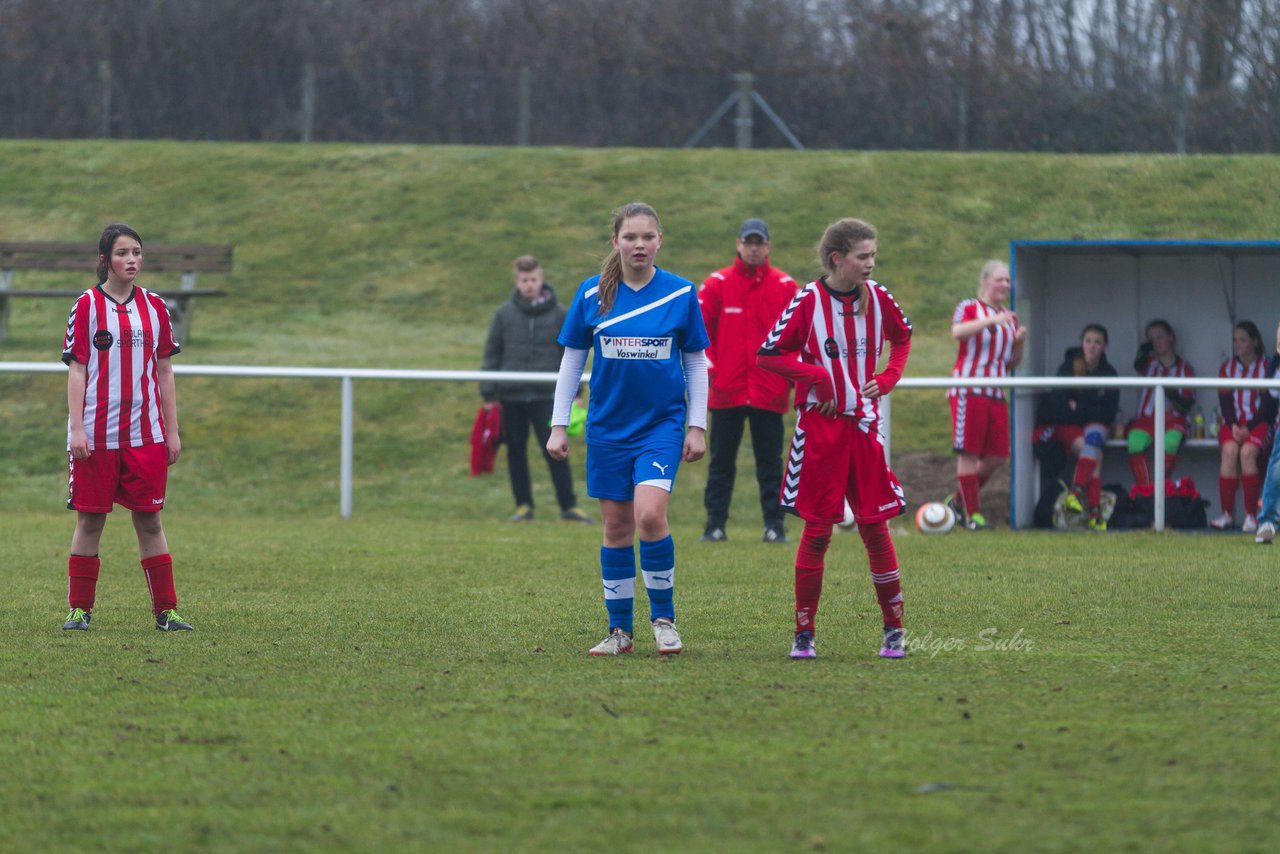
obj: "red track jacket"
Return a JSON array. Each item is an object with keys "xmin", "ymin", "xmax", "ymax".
[{"xmin": 699, "ymin": 256, "xmax": 799, "ymax": 413}]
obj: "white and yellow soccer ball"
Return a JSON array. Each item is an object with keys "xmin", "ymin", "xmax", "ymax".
[{"xmin": 914, "ymin": 501, "xmax": 956, "ymax": 535}]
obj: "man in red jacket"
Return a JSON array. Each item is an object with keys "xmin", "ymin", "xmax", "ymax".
[{"xmin": 698, "ymin": 218, "xmax": 800, "ymax": 543}]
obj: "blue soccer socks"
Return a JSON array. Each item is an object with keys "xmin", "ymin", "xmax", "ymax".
[
  {"xmin": 639, "ymin": 535, "xmax": 676, "ymax": 623},
  {"xmin": 600, "ymin": 545, "xmax": 636, "ymax": 634}
]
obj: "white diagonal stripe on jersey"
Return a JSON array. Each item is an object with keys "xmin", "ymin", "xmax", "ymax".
[
  {"xmin": 602, "ymin": 577, "xmax": 636, "ymax": 600},
  {"xmin": 594, "ymin": 285, "xmax": 693, "ymax": 333}
]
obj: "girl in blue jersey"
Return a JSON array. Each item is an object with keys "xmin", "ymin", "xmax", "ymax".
[{"xmin": 547, "ymin": 202, "xmax": 710, "ymax": 656}]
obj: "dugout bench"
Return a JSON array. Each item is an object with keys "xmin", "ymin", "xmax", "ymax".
[{"xmin": 0, "ymin": 241, "xmax": 232, "ymax": 344}]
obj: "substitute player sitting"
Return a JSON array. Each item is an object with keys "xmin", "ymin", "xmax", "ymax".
[
  {"xmin": 61, "ymin": 223, "xmax": 193, "ymax": 632},
  {"xmin": 1045, "ymin": 324, "xmax": 1120, "ymax": 530},
  {"xmin": 757, "ymin": 217, "xmax": 912, "ymax": 660},
  {"xmin": 1212, "ymin": 321, "xmax": 1275, "ymax": 532},
  {"xmin": 1127, "ymin": 319, "xmax": 1196, "ymax": 485}
]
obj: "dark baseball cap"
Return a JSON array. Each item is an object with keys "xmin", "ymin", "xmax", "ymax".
[{"xmin": 739, "ymin": 218, "xmax": 769, "ymax": 241}]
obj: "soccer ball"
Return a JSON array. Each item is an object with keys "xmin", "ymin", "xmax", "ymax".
[
  {"xmin": 836, "ymin": 498, "xmax": 857, "ymax": 531},
  {"xmin": 914, "ymin": 501, "xmax": 956, "ymax": 535}
]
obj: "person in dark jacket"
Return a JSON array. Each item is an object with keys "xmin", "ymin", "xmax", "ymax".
[
  {"xmin": 697, "ymin": 218, "xmax": 799, "ymax": 544},
  {"xmin": 1041, "ymin": 323, "xmax": 1120, "ymax": 530},
  {"xmin": 481, "ymin": 255, "xmax": 591, "ymax": 523}
]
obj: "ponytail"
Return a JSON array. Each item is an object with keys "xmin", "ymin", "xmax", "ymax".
[
  {"xmin": 597, "ymin": 247, "xmax": 624, "ymax": 317},
  {"xmin": 596, "ymin": 202, "xmax": 660, "ymax": 317}
]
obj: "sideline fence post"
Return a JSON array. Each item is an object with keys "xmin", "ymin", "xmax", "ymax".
[
  {"xmin": 341, "ymin": 376, "xmax": 353, "ymax": 518},
  {"xmin": 1154, "ymin": 384, "xmax": 1166, "ymax": 531}
]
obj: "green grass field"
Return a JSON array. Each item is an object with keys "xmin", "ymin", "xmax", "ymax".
[
  {"xmin": 3, "ymin": 142, "xmax": 1280, "ymax": 849},
  {"xmin": 3, "ymin": 512, "xmax": 1277, "ymax": 851}
]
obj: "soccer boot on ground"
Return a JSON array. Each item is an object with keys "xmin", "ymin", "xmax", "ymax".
[
  {"xmin": 879, "ymin": 626, "xmax": 906, "ymax": 659},
  {"xmin": 700, "ymin": 527, "xmax": 727, "ymax": 543},
  {"xmin": 1063, "ymin": 487, "xmax": 1087, "ymax": 516},
  {"xmin": 1242, "ymin": 514, "xmax": 1258, "ymax": 534},
  {"xmin": 652, "ymin": 618, "xmax": 683, "ymax": 655},
  {"xmin": 1087, "ymin": 514, "xmax": 1108, "ymax": 532},
  {"xmin": 560, "ymin": 506, "xmax": 594, "ymax": 524},
  {"xmin": 790, "ymin": 630, "xmax": 816, "ymax": 659},
  {"xmin": 509, "ymin": 504, "xmax": 534, "ymax": 522},
  {"xmin": 943, "ymin": 491, "xmax": 967, "ymax": 526},
  {"xmin": 1256, "ymin": 522, "xmax": 1276, "ymax": 545},
  {"xmin": 62, "ymin": 607, "xmax": 91, "ymax": 631},
  {"xmin": 762, "ymin": 526, "xmax": 788, "ymax": 544},
  {"xmin": 588, "ymin": 627, "xmax": 634, "ymax": 655},
  {"xmin": 155, "ymin": 609, "xmax": 194, "ymax": 631},
  {"xmin": 964, "ymin": 512, "xmax": 988, "ymax": 531},
  {"xmin": 1209, "ymin": 512, "xmax": 1234, "ymax": 530}
]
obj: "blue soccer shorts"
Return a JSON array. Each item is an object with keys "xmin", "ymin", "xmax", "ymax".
[{"xmin": 586, "ymin": 437, "xmax": 684, "ymax": 501}]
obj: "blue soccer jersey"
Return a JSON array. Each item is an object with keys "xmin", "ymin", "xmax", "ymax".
[{"xmin": 560, "ymin": 267, "xmax": 710, "ymax": 447}]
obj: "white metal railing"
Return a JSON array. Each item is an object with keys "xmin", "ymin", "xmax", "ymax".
[{"xmin": 3, "ymin": 361, "xmax": 1277, "ymax": 526}]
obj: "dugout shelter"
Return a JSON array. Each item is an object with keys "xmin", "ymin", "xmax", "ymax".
[{"xmin": 1009, "ymin": 239, "xmax": 1280, "ymax": 529}]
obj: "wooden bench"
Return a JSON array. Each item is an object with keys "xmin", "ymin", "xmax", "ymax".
[{"xmin": 0, "ymin": 241, "xmax": 232, "ymax": 344}]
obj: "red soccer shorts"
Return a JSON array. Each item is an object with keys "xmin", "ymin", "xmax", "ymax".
[
  {"xmin": 781, "ymin": 408, "xmax": 906, "ymax": 526},
  {"xmin": 1218, "ymin": 421, "xmax": 1270, "ymax": 450},
  {"xmin": 68, "ymin": 442, "xmax": 169, "ymax": 513},
  {"xmin": 950, "ymin": 393, "xmax": 1009, "ymax": 458},
  {"xmin": 1126, "ymin": 414, "xmax": 1188, "ymax": 437}
]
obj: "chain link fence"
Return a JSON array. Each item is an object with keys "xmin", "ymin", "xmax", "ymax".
[{"xmin": 6, "ymin": 61, "xmax": 1251, "ymax": 152}]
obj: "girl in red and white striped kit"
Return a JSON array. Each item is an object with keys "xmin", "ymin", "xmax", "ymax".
[
  {"xmin": 60, "ymin": 223, "xmax": 192, "ymax": 632},
  {"xmin": 947, "ymin": 260, "xmax": 1028, "ymax": 530},
  {"xmin": 1212, "ymin": 321, "xmax": 1276, "ymax": 532},
  {"xmin": 1126, "ymin": 319, "xmax": 1196, "ymax": 487},
  {"xmin": 757, "ymin": 218, "xmax": 913, "ymax": 660}
]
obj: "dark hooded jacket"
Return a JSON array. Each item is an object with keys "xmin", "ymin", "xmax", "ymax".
[
  {"xmin": 1046, "ymin": 346, "xmax": 1119, "ymax": 426},
  {"xmin": 480, "ymin": 284, "xmax": 567, "ymax": 403}
]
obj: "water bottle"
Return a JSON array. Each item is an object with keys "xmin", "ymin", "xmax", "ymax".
[
  {"xmin": 1193, "ymin": 406, "xmax": 1205, "ymax": 439},
  {"xmin": 1208, "ymin": 406, "xmax": 1220, "ymax": 439}
]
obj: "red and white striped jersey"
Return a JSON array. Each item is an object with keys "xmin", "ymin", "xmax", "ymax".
[
  {"xmin": 950, "ymin": 298, "xmax": 1017, "ymax": 399},
  {"xmin": 62, "ymin": 285, "xmax": 180, "ymax": 450},
  {"xmin": 1218, "ymin": 356, "xmax": 1268, "ymax": 426},
  {"xmin": 1136, "ymin": 356, "xmax": 1195, "ymax": 418},
  {"xmin": 760, "ymin": 278, "xmax": 912, "ymax": 432}
]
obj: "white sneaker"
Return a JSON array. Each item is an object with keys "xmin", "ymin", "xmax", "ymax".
[
  {"xmin": 1210, "ymin": 512, "xmax": 1234, "ymax": 530},
  {"xmin": 1256, "ymin": 522, "xmax": 1276, "ymax": 545},
  {"xmin": 1243, "ymin": 514, "xmax": 1259, "ymax": 534},
  {"xmin": 588, "ymin": 627, "xmax": 634, "ymax": 655},
  {"xmin": 652, "ymin": 618, "xmax": 682, "ymax": 655}
]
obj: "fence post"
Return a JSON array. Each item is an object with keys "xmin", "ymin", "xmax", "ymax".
[
  {"xmin": 301, "ymin": 63, "xmax": 316, "ymax": 143},
  {"xmin": 341, "ymin": 376, "xmax": 353, "ymax": 518},
  {"xmin": 734, "ymin": 72, "xmax": 754, "ymax": 149},
  {"xmin": 1153, "ymin": 383, "xmax": 1166, "ymax": 531},
  {"xmin": 98, "ymin": 60, "xmax": 112, "ymax": 138},
  {"xmin": 516, "ymin": 66, "xmax": 531, "ymax": 147}
]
